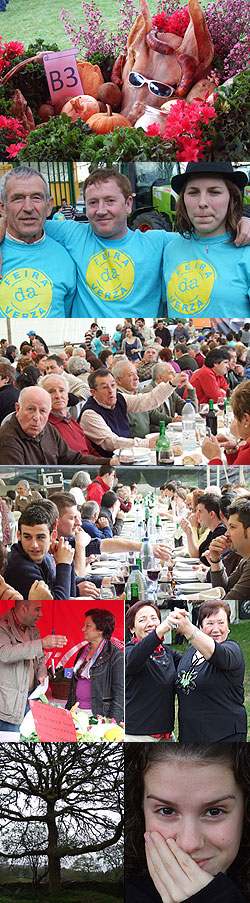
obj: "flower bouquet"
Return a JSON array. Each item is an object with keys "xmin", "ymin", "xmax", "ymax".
[{"xmin": 0, "ymin": 0, "xmax": 250, "ymax": 160}]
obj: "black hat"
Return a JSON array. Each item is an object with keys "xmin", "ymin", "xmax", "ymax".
[{"xmin": 171, "ymin": 162, "xmax": 248, "ymax": 193}]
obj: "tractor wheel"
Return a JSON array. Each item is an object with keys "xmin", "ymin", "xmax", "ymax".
[{"xmin": 131, "ymin": 211, "xmax": 172, "ymax": 232}]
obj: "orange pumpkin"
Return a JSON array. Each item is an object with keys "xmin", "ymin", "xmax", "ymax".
[
  {"xmin": 61, "ymin": 95, "xmax": 100, "ymax": 122},
  {"xmin": 86, "ymin": 104, "xmax": 131, "ymax": 133}
]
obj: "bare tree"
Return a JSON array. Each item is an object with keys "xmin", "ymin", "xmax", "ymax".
[{"xmin": 0, "ymin": 743, "xmax": 123, "ymax": 894}]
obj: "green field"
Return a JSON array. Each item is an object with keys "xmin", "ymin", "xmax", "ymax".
[
  {"xmin": 0, "ymin": 888, "xmax": 122, "ymax": 903},
  {"xmin": 172, "ymin": 621, "xmax": 250, "ymax": 740},
  {"xmin": 0, "ymin": 0, "xmax": 210, "ymax": 50}
]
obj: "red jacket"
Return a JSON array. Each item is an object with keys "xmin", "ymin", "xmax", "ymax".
[
  {"xmin": 48, "ymin": 412, "xmax": 99, "ymax": 456},
  {"xmin": 87, "ymin": 476, "xmax": 110, "ymax": 506},
  {"xmin": 190, "ymin": 365, "xmax": 228, "ymax": 405},
  {"xmin": 210, "ymin": 438, "xmax": 250, "ymax": 466}
]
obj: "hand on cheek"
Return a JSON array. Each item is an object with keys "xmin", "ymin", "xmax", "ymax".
[{"xmin": 145, "ymin": 832, "xmax": 213, "ymax": 903}]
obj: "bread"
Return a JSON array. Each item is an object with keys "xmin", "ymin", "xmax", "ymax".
[
  {"xmin": 182, "ymin": 453, "xmax": 203, "ymax": 466},
  {"xmin": 173, "ymin": 443, "xmax": 183, "ymax": 457}
]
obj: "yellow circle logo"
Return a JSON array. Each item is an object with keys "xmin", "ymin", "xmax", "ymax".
[
  {"xmin": 86, "ymin": 249, "xmax": 134, "ymax": 302},
  {"xmin": 0, "ymin": 268, "xmax": 53, "ymax": 317},
  {"xmin": 167, "ymin": 259, "xmax": 217, "ymax": 315}
]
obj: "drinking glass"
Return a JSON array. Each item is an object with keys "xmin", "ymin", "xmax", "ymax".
[{"xmin": 146, "ymin": 557, "xmax": 161, "ymax": 600}]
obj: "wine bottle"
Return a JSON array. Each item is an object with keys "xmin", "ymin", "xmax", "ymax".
[
  {"xmin": 155, "ymin": 421, "xmax": 171, "ymax": 464},
  {"xmin": 206, "ymin": 399, "xmax": 217, "ymax": 436}
]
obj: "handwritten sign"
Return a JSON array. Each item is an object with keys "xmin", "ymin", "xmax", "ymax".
[
  {"xmin": 43, "ymin": 50, "xmax": 84, "ymax": 106},
  {"xmin": 30, "ymin": 700, "xmax": 77, "ymax": 742}
]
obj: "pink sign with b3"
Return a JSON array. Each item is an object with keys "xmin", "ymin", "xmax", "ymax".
[{"xmin": 43, "ymin": 50, "xmax": 84, "ymax": 106}]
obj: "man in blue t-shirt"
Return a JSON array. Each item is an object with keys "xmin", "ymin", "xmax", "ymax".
[
  {"xmin": 44, "ymin": 168, "xmax": 172, "ymax": 318},
  {"xmin": 0, "ymin": 167, "xmax": 76, "ymax": 318}
]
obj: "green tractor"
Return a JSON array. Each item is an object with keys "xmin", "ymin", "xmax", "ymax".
[
  {"xmin": 121, "ymin": 162, "xmax": 250, "ymax": 232},
  {"xmin": 121, "ymin": 162, "xmax": 181, "ymax": 232}
]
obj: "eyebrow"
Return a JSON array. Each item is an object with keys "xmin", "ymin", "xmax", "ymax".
[{"xmin": 146, "ymin": 795, "xmax": 236, "ymax": 804}]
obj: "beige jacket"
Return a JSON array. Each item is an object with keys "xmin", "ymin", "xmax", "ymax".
[{"xmin": 0, "ymin": 609, "xmax": 47, "ymax": 724}]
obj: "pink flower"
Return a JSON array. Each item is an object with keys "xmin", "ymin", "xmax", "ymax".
[
  {"xmin": 6, "ymin": 142, "xmax": 26, "ymax": 158},
  {"xmin": 147, "ymin": 123, "xmax": 162, "ymax": 137},
  {"xmin": 3, "ymin": 40, "xmax": 24, "ymax": 57}
]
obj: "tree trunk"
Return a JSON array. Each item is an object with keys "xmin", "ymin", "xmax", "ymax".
[{"xmin": 46, "ymin": 800, "xmax": 61, "ymax": 894}]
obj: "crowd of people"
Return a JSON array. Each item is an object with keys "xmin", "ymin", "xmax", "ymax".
[
  {"xmin": 1, "ymin": 318, "xmax": 250, "ymax": 465},
  {"xmin": 0, "ymin": 466, "xmax": 175, "ymax": 599},
  {"xmin": 1, "ymin": 163, "xmax": 250, "ymax": 318},
  {"xmin": 123, "ymin": 479, "xmax": 250, "ymax": 751}
]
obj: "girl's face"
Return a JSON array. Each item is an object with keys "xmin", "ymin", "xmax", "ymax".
[
  {"xmin": 183, "ymin": 177, "xmax": 230, "ymax": 237},
  {"xmin": 126, "ymin": 328, "xmax": 133, "ymax": 338},
  {"xmin": 143, "ymin": 759, "xmax": 244, "ymax": 876}
]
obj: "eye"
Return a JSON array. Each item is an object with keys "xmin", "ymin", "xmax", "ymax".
[
  {"xmin": 204, "ymin": 807, "xmax": 225, "ymax": 817},
  {"xmin": 156, "ymin": 807, "xmax": 176, "ymax": 817}
]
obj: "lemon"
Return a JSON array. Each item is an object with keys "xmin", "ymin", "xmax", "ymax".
[{"xmin": 104, "ymin": 727, "xmax": 124, "ymax": 741}]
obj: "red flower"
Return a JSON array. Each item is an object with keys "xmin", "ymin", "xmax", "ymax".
[
  {"xmin": 147, "ymin": 122, "xmax": 162, "ymax": 137},
  {"xmin": 151, "ymin": 11, "xmax": 169, "ymax": 32},
  {"xmin": 6, "ymin": 142, "xmax": 26, "ymax": 158},
  {"xmin": 3, "ymin": 40, "xmax": 24, "ymax": 57},
  {"xmin": 177, "ymin": 138, "xmax": 206, "ymax": 161},
  {"xmin": 152, "ymin": 7, "xmax": 189, "ymax": 37}
]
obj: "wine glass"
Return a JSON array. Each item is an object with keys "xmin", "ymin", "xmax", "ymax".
[
  {"xmin": 111, "ymin": 571, "xmax": 126, "ymax": 597},
  {"xmin": 158, "ymin": 445, "xmax": 174, "ymax": 465},
  {"xmin": 146, "ymin": 557, "xmax": 161, "ymax": 600}
]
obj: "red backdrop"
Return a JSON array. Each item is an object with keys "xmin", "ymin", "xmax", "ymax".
[{"xmin": 0, "ymin": 599, "xmax": 124, "ymax": 669}]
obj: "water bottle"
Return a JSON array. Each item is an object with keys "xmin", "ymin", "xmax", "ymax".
[
  {"xmin": 148, "ymin": 514, "xmax": 155, "ymax": 538},
  {"xmin": 126, "ymin": 565, "xmax": 147, "ymax": 601},
  {"xmin": 181, "ymin": 399, "xmax": 196, "ymax": 451},
  {"xmin": 137, "ymin": 521, "xmax": 143, "ymax": 541},
  {"xmin": 224, "ymin": 388, "xmax": 233, "ymax": 428},
  {"xmin": 140, "ymin": 538, "xmax": 154, "ymax": 573}
]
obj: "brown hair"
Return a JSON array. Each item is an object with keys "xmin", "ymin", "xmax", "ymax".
[
  {"xmin": 175, "ymin": 487, "xmax": 187, "ymax": 502},
  {"xmin": 17, "ymin": 355, "xmax": 30, "ymax": 372},
  {"xmin": 0, "ymin": 360, "xmax": 15, "ymax": 382},
  {"xmin": 85, "ymin": 607, "xmax": 115, "ymax": 639},
  {"xmin": 175, "ymin": 177, "xmax": 243, "ymax": 241},
  {"xmin": 49, "ymin": 491, "xmax": 76, "ymax": 516},
  {"xmin": 0, "ymin": 540, "xmax": 8, "ymax": 575},
  {"xmin": 125, "ymin": 742, "xmax": 250, "ymax": 898},
  {"xmin": 198, "ymin": 600, "xmax": 231, "ymax": 627},
  {"xmin": 231, "ymin": 380, "xmax": 250, "ymax": 421},
  {"xmin": 84, "ymin": 168, "xmax": 132, "ymax": 201},
  {"xmin": 125, "ymin": 601, "xmax": 161, "ymax": 631},
  {"xmin": 158, "ymin": 346, "xmax": 174, "ymax": 362},
  {"xmin": 33, "ymin": 352, "xmax": 48, "ymax": 365},
  {"xmin": 192, "ymin": 487, "xmax": 205, "ymax": 510}
]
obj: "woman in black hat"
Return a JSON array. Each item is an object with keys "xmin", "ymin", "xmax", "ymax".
[{"xmin": 163, "ymin": 162, "xmax": 250, "ymax": 318}]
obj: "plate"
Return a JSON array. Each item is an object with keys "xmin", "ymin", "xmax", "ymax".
[{"xmin": 175, "ymin": 583, "xmax": 204, "ymax": 593}]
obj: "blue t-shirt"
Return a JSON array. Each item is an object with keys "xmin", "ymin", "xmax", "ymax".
[
  {"xmin": 0, "ymin": 233, "xmax": 77, "ymax": 318},
  {"xmin": 45, "ymin": 219, "xmax": 174, "ymax": 317},
  {"xmin": 163, "ymin": 232, "xmax": 250, "ymax": 317}
]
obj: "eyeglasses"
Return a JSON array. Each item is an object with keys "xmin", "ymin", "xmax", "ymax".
[{"xmin": 128, "ymin": 71, "xmax": 175, "ymax": 98}]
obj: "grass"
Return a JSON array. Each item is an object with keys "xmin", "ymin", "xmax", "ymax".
[
  {"xmin": 0, "ymin": 888, "xmax": 122, "ymax": 903},
  {"xmin": 172, "ymin": 621, "xmax": 250, "ymax": 740},
  {"xmin": 0, "ymin": 0, "xmax": 210, "ymax": 50}
]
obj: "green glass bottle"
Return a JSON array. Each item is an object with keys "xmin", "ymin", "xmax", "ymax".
[
  {"xmin": 155, "ymin": 421, "xmax": 171, "ymax": 464},
  {"xmin": 205, "ymin": 399, "xmax": 217, "ymax": 436}
]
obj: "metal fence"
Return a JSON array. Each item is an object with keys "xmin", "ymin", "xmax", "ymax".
[{"xmin": 0, "ymin": 161, "xmax": 78, "ymax": 209}]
